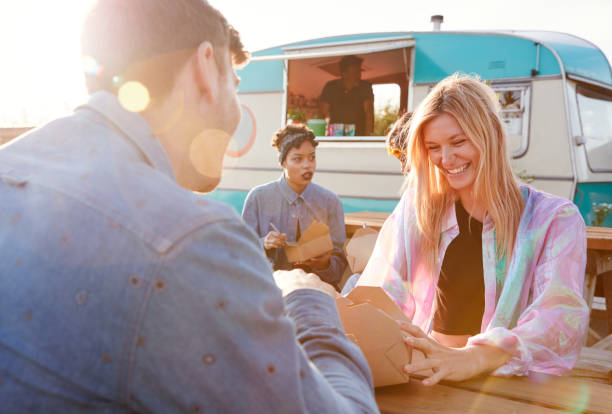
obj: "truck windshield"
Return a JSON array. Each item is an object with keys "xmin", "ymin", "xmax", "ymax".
[{"xmin": 576, "ymin": 85, "xmax": 612, "ymax": 172}]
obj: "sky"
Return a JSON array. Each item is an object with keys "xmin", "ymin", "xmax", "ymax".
[{"xmin": 0, "ymin": 0, "xmax": 610, "ymax": 126}]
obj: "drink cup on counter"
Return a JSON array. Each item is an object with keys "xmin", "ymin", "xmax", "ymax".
[
  {"xmin": 328, "ymin": 123, "xmax": 344, "ymax": 136},
  {"xmin": 344, "ymin": 124, "xmax": 356, "ymax": 136}
]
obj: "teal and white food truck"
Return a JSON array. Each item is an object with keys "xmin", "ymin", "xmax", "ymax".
[{"xmin": 208, "ymin": 30, "xmax": 612, "ymax": 227}]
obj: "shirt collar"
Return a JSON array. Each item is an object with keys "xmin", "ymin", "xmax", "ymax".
[
  {"xmin": 441, "ymin": 202, "xmax": 458, "ymax": 233},
  {"xmin": 77, "ymin": 91, "xmax": 176, "ymax": 181},
  {"xmin": 277, "ymin": 174, "xmax": 312, "ymax": 204},
  {"xmin": 441, "ymin": 200, "xmax": 497, "ymax": 234}
]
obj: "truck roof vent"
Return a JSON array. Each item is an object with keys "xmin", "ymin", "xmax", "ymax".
[{"xmin": 431, "ymin": 15, "xmax": 444, "ymax": 31}]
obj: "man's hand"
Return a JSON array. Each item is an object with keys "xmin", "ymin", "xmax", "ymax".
[
  {"xmin": 273, "ymin": 269, "xmax": 336, "ymax": 297},
  {"xmin": 264, "ymin": 231, "xmax": 286, "ymax": 250},
  {"xmin": 301, "ymin": 251, "xmax": 332, "ymax": 271},
  {"xmin": 399, "ymin": 320, "xmax": 510, "ymax": 386}
]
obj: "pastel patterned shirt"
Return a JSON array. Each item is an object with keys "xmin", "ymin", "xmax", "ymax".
[
  {"xmin": 358, "ymin": 185, "xmax": 589, "ymax": 376},
  {"xmin": 0, "ymin": 91, "xmax": 378, "ymax": 413}
]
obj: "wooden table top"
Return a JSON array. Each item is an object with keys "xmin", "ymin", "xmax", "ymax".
[
  {"xmin": 376, "ymin": 372, "xmax": 612, "ymax": 413},
  {"xmin": 586, "ymin": 226, "xmax": 612, "ymax": 251},
  {"xmin": 571, "ymin": 347, "xmax": 612, "ymax": 384},
  {"xmin": 344, "ymin": 211, "xmax": 390, "ymax": 227}
]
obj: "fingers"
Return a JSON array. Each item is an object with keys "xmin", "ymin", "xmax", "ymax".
[
  {"xmin": 265, "ymin": 232, "xmax": 287, "ymax": 249},
  {"xmin": 421, "ymin": 368, "xmax": 447, "ymax": 386},
  {"xmin": 404, "ymin": 336, "xmax": 436, "ymax": 355},
  {"xmin": 397, "ymin": 320, "xmax": 428, "ymax": 339},
  {"xmin": 403, "ymin": 358, "xmax": 440, "ymax": 374}
]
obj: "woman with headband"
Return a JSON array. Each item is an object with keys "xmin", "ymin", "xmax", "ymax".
[
  {"xmin": 242, "ymin": 125, "xmax": 348, "ymax": 290},
  {"xmin": 357, "ymin": 74, "xmax": 588, "ymax": 384}
]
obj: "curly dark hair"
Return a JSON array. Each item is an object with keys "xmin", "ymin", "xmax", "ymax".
[
  {"xmin": 272, "ymin": 125, "xmax": 318, "ymax": 164},
  {"xmin": 386, "ymin": 111, "xmax": 412, "ymax": 174}
]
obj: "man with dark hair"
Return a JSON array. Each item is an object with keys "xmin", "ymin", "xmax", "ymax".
[
  {"xmin": 242, "ymin": 125, "xmax": 348, "ymax": 290},
  {"xmin": 320, "ymin": 55, "xmax": 374, "ymax": 136},
  {"xmin": 0, "ymin": 1, "xmax": 377, "ymax": 412}
]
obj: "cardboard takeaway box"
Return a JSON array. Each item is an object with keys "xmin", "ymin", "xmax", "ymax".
[
  {"xmin": 343, "ymin": 227, "xmax": 379, "ymax": 274},
  {"xmin": 284, "ymin": 221, "xmax": 333, "ymax": 263},
  {"xmin": 336, "ymin": 286, "xmax": 413, "ymax": 388}
]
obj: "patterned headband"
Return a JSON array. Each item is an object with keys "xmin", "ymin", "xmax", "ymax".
[{"xmin": 278, "ymin": 133, "xmax": 310, "ymax": 163}]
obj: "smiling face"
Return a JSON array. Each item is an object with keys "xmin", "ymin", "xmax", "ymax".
[
  {"xmin": 423, "ymin": 112, "xmax": 480, "ymax": 202},
  {"xmin": 282, "ymin": 140, "xmax": 316, "ymax": 194}
]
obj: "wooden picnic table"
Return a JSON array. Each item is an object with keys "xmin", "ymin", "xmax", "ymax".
[
  {"xmin": 344, "ymin": 211, "xmax": 391, "ymax": 237},
  {"xmin": 375, "ymin": 371, "xmax": 612, "ymax": 413}
]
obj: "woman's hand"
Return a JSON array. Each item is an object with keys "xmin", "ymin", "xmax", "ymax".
[
  {"xmin": 399, "ymin": 320, "xmax": 510, "ymax": 386},
  {"xmin": 264, "ymin": 231, "xmax": 287, "ymax": 250}
]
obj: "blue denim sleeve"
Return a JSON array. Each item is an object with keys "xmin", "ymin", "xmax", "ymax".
[
  {"xmin": 127, "ymin": 216, "xmax": 378, "ymax": 413},
  {"xmin": 241, "ymin": 189, "xmax": 266, "ymax": 248}
]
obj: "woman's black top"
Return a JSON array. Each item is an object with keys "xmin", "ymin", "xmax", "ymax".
[{"xmin": 432, "ymin": 201, "xmax": 485, "ymax": 335}]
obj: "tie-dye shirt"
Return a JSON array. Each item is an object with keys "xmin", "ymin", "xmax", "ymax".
[{"xmin": 358, "ymin": 185, "xmax": 589, "ymax": 376}]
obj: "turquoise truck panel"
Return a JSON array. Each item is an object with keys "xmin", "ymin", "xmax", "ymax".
[
  {"xmin": 574, "ymin": 182, "xmax": 612, "ymax": 227},
  {"xmin": 238, "ymin": 31, "xmax": 611, "ymax": 93},
  {"xmin": 204, "ymin": 189, "xmax": 399, "ymax": 215},
  {"xmin": 410, "ymin": 33, "xmax": 560, "ymax": 83}
]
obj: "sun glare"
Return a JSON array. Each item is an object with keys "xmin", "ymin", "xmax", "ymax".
[
  {"xmin": 0, "ymin": 0, "xmax": 96, "ymax": 126},
  {"xmin": 118, "ymin": 81, "xmax": 151, "ymax": 113}
]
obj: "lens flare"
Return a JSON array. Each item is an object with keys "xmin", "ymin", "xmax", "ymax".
[
  {"xmin": 82, "ymin": 55, "xmax": 101, "ymax": 75},
  {"xmin": 189, "ymin": 129, "xmax": 232, "ymax": 179},
  {"xmin": 118, "ymin": 81, "xmax": 150, "ymax": 112},
  {"xmin": 569, "ymin": 383, "xmax": 590, "ymax": 414}
]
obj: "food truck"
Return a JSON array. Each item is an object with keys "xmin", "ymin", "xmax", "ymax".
[{"xmin": 208, "ymin": 30, "xmax": 612, "ymax": 226}]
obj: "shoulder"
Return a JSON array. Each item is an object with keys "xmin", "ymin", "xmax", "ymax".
[
  {"xmin": 110, "ymin": 169, "xmax": 246, "ymax": 253},
  {"xmin": 1, "ymin": 118, "xmax": 245, "ymax": 255},
  {"xmin": 245, "ymin": 180, "xmax": 278, "ymax": 201},
  {"xmin": 359, "ymin": 80, "xmax": 374, "ymax": 92},
  {"xmin": 521, "ymin": 185, "xmax": 585, "ymax": 232},
  {"xmin": 309, "ymin": 182, "xmax": 342, "ymax": 205},
  {"xmin": 323, "ymin": 79, "xmax": 342, "ymax": 90},
  {"xmin": 523, "ymin": 186, "xmax": 582, "ymax": 218}
]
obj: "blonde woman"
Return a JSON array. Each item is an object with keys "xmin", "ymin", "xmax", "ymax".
[{"xmin": 358, "ymin": 74, "xmax": 588, "ymax": 385}]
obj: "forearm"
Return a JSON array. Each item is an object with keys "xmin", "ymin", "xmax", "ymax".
[
  {"xmin": 314, "ymin": 252, "xmax": 346, "ymax": 287},
  {"xmin": 285, "ymin": 289, "xmax": 378, "ymax": 413}
]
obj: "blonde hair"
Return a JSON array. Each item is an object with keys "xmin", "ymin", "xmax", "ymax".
[{"xmin": 403, "ymin": 73, "xmax": 524, "ymax": 270}]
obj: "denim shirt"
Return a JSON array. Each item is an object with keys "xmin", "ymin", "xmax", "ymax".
[
  {"xmin": 242, "ymin": 175, "xmax": 348, "ymax": 287},
  {"xmin": 0, "ymin": 91, "xmax": 377, "ymax": 413}
]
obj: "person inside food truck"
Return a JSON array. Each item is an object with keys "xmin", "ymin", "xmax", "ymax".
[
  {"xmin": 357, "ymin": 73, "xmax": 588, "ymax": 385},
  {"xmin": 319, "ymin": 55, "xmax": 374, "ymax": 136},
  {"xmin": 242, "ymin": 124, "xmax": 348, "ymax": 290}
]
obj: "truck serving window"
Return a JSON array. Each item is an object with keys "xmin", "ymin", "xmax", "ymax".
[
  {"xmin": 286, "ymin": 48, "xmax": 410, "ymax": 142},
  {"xmin": 576, "ymin": 85, "xmax": 612, "ymax": 172}
]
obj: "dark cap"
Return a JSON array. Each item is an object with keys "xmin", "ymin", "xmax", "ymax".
[{"xmin": 339, "ymin": 55, "xmax": 363, "ymax": 73}]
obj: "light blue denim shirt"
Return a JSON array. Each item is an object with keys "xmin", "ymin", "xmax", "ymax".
[
  {"xmin": 0, "ymin": 91, "xmax": 377, "ymax": 413},
  {"xmin": 242, "ymin": 175, "xmax": 348, "ymax": 288}
]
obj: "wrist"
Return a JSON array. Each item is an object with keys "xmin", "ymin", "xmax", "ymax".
[{"xmin": 468, "ymin": 344, "xmax": 511, "ymax": 374}]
